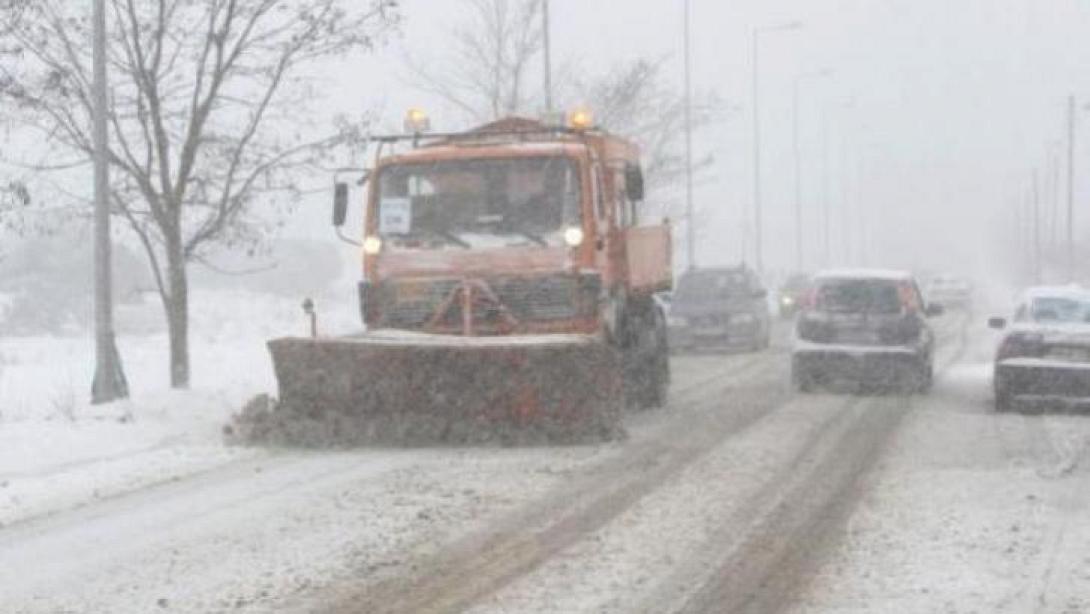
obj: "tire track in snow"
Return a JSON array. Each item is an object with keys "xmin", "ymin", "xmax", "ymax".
[
  {"xmin": 665, "ymin": 311, "xmax": 972, "ymax": 614},
  {"xmin": 302, "ymin": 351, "xmax": 791, "ymax": 614}
]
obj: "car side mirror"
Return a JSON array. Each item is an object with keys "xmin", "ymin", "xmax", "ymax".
[
  {"xmin": 988, "ymin": 316, "xmax": 1007, "ymax": 330},
  {"xmin": 333, "ymin": 182, "xmax": 349, "ymax": 227},
  {"xmin": 925, "ymin": 303, "xmax": 944, "ymax": 317},
  {"xmin": 624, "ymin": 164, "xmax": 645, "ymax": 202}
]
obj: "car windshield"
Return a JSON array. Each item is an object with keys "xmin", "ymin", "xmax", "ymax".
[
  {"xmin": 675, "ymin": 270, "xmax": 750, "ymax": 303},
  {"xmin": 376, "ymin": 156, "xmax": 581, "ymax": 249},
  {"xmin": 1030, "ymin": 296, "xmax": 1090, "ymax": 323},
  {"xmin": 815, "ymin": 279, "xmax": 904, "ymax": 314}
]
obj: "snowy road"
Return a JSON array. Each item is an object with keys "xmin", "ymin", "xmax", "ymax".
[{"xmin": 4, "ymin": 313, "xmax": 1090, "ymax": 613}]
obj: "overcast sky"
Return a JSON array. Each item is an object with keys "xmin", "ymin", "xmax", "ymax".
[{"xmin": 320, "ymin": 0, "xmax": 1090, "ymax": 281}]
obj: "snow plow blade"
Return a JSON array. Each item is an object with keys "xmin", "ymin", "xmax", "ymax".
[{"xmin": 230, "ymin": 333, "xmax": 624, "ymax": 446}]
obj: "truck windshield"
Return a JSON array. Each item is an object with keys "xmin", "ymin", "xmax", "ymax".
[{"xmin": 375, "ymin": 156, "xmax": 582, "ymax": 249}]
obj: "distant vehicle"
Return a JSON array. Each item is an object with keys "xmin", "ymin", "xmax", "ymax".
[
  {"xmin": 989, "ymin": 286, "xmax": 1090, "ymax": 411},
  {"xmin": 926, "ymin": 274, "xmax": 973, "ymax": 310},
  {"xmin": 668, "ymin": 266, "xmax": 771, "ymax": 352},
  {"xmin": 792, "ymin": 269, "xmax": 943, "ymax": 392},
  {"xmin": 778, "ymin": 272, "xmax": 811, "ymax": 319}
]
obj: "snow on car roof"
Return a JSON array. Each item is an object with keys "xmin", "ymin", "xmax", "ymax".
[
  {"xmin": 1022, "ymin": 284, "xmax": 1090, "ymax": 301},
  {"xmin": 812, "ymin": 268, "xmax": 914, "ymax": 282}
]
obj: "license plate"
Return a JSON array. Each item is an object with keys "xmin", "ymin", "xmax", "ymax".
[{"xmin": 395, "ymin": 281, "xmax": 430, "ymax": 302}]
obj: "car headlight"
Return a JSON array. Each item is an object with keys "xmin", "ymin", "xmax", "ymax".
[{"xmin": 781, "ymin": 296, "xmax": 795, "ymax": 306}]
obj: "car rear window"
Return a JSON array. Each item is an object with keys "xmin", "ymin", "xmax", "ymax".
[
  {"xmin": 815, "ymin": 279, "xmax": 905, "ymax": 314},
  {"xmin": 675, "ymin": 271, "xmax": 748, "ymax": 302},
  {"xmin": 1030, "ymin": 296, "xmax": 1090, "ymax": 323}
]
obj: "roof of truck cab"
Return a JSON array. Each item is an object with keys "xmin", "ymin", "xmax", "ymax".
[
  {"xmin": 380, "ymin": 141, "xmax": 588, "ymax": 166},
  {"xmin": 377, "ymin": 117, "xmax": 640, "ymax": 166}
]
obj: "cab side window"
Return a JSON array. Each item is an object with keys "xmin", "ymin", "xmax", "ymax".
[
  {"xmin": 613, "ymin": 167, "xmax": 637, "ymax": 227},
  {"xmin": 592, "ymin": 163, "xmax": 607, "ymax": 225}
]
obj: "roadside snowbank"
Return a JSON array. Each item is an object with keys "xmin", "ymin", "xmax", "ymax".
[{"xmin": 0, "ymin": 288, "xmax": 355, "ymax": 525}]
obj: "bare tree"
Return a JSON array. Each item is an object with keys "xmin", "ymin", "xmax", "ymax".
[
  {"xmin": 405, "ymin": 0, "xmax": 544, "ymax": 123},
  {"xmin": 404, "ymin": 0, "xmax": 725, "ymax": 216},
  {"xmin": 0, "ymin": 0, "xmax": 398, "ymax": 388}
]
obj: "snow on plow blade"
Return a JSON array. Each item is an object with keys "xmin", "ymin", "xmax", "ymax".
[{"xmin": 231, "ymin": 332, "xmax": 624, "ymax": 446}]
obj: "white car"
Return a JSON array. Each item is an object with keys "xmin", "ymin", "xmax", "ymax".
[{"xmin": 989, "ymin": 285, "xmax": 1090, "ymax": 410}]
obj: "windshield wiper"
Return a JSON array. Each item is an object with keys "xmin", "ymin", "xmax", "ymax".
[
  {"xmin": 509, "ymin": 228, "xmax": 548, "ymax": 247},
  {"xmin": 434, "ymin": 229, "xmax": 471, "ymax": 249},
  {"xmin": 400, "ymin": 229, "xmax": 471, "ymax": 249},
  {"xmin": 497, "ymin": 217, "xmax": 548, "ymax": 247}
]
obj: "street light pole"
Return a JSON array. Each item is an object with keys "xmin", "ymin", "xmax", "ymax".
[
  {"xmin": 1067, "ymin": 94, "xmax": 1075, "ymax": 282},
  {"xmin": 683, "ymin": 0, "xmax": 695, "ymax": 269},
  {"xmin": 91, "ymin": 0, "xmax": 129, "ymax": 403},
  {"xmin": 1034, "ymin": 169, "xmax": 1042, "ymax": 284},
  {"xmin": 751, "ymin": 21, "xmax": 802, "ymax": 274},
  {"xmin": 542, "ymin": 0, "xmax": 553, "ymax": 114}
]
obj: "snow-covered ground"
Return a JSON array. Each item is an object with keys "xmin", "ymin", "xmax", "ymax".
[
  {"xmin": 0, "ymin": 287, "xmax": 356, "ymax": 526},
  {"xmin": 790, "ymin": 322, "xmax": 1090, "ymax": 613}
]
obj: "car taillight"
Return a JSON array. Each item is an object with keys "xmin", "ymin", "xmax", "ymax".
[
  {"xmin": 801, "ymin": 287, "xmax": 818, "ymax": 310},
  {"xmin": 897, "ymin": 282, "xmax": 920, "ymax": 313},
  {"xmin": 997, "ymin": 333, "xmax": 1045, "ymax": 359}
]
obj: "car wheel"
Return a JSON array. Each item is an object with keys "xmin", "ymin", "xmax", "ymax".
[
  {"xmin": 792, "ymin": 363, "xmax": 815, "ymax": 393},
  {"xmin": 915, "ymin": 359, "xmax": 934, "ymax": 394},
  {"xmin": 995, "ymin": 391, "xmax": 1013, "ymax": 412}
]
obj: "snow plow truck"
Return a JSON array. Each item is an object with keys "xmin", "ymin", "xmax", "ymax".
[{"xmin": 233, "ymin": 110, "xmax": 672, "ymax": 445}]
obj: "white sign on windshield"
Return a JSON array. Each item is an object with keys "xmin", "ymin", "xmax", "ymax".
[{"xmin": 380, "ymin": 197, "xmax": 412, "ymax": 234}]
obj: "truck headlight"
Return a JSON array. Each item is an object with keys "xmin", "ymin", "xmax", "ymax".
[
  {"xmin": 564, "ymin": 226, "xmax": 585, "ymax": 247},
  {"xmin": 363, "ymin": 236, "xmax": 382, "ymax": 255}
]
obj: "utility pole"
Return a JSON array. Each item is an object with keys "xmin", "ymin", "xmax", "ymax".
[
  {"xmin": 542, "ymin": 0, "xmax": 553, "ymax": 114},
  {"xmin": 91, "ymin": 0, "xmax": 129, "ymax": 404},
  {"xmin": 821, "ymin": 106, "xmax": 831, "ymax": 267},
  {"xmin": 1034, "ymin": 169, "xmax": 1042, "ymax": 284},
  {"xmin": 1067, "ymin": 94, "xmax": 1076, "ymax": 282},
  {"xmin": 751, "ymin": 21, "xmax": 802, "ymax": 273},
  {"xmin": 683, "ymin": 0, "xmax": 695, "ymax": 269}
]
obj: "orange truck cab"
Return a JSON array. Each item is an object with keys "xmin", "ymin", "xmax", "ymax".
[{"xmin": 333, "ymin": 115, "xmax": 672, "ymax": 350}]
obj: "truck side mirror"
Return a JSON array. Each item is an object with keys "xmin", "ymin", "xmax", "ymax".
[
  {"xmin": 625, "ymin": 164, "xmax": 644, "ymax": 202},
  {"xmin": 333, "ymin": 182, "xmax": 349, "ymax": 227}
]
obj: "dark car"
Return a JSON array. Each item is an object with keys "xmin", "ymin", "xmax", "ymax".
[
  {"xmin": 668, "ymin": 266, "xmax": 771, "ymax": 352},
  {"xmin": 791, "ymin": 269, "xmax": 942, "ymax": 392},
  {"xmin": 990, "ymin": 286, "xmax": 1090, "ymax": 411},
  {"xmin": 778, "ymin": 272, "xmax": 811, "ymax": 319}
]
